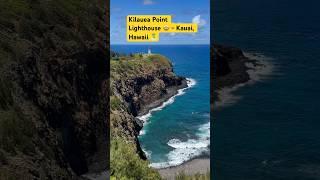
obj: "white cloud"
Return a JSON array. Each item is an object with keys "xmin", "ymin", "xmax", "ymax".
[
  {"xmin": 143, "ymin": 0, "xmax": 155, "ymax": 5},
  {"xmin": 192, "ymin": 15, "xmax": 206, "ymax": 28}
]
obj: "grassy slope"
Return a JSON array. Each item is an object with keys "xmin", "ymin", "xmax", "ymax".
[{"xmin": 111, "ymin": 54, "xmax": 172, "ymax": 80}]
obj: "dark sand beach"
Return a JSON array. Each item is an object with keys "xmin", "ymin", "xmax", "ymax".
[{"xmin": 158, "ymin": 158, "xmax": 210, "ymax": 180}]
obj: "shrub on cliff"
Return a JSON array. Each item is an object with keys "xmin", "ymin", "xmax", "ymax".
[
  {"xmin": 110, "ymin": 138, "xmax": 161, "ymax": 180},
  {"xmin": 110, "ymin": 96, "xmax": 122, "ymax": 110},
  {"xmin": 146, "ymin": 54, "xmax": 172, "ymax": 67}
]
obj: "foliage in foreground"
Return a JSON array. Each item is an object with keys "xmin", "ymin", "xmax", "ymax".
[{"xmin": 110, "ymin": 138, "xmax": 161, "ymax": 180}]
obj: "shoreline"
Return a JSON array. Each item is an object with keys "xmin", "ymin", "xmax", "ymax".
[
  {"xmin": 215, "ymin": 52, "xmax": 273, "ymax": 108},
  {"xmin": 158, "ymin": 158, "xmax": 210, "ymax": 180},
  {"xmin": 137, "ymin": 78, "xmax": 188, "ymax": 118},
  {"xmin": 212, "ymin": 45, "xmax": 273, "ymax": 108},
  {"xmin": 135, "ymin": 78, "xmax": 209, "ymax": 173},
  {"xmin": 158, "ymin": 47, "xmax": 273, "ymax": 179},
  {"xmin": 128, "ymin": 45, "xmax": 272, "ymax": 179},
  {"xmin": 136, "ymin": 77, "xmax": 196, "ymax": 129}
]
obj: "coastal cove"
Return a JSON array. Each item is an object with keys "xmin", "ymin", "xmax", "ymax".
[{"xmin": 111, "ymin": 45, "xmax": 210, "ymax": 170}]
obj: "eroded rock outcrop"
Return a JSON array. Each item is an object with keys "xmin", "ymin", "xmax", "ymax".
[
  {"xmin": 211, "ymin": 45, "xmax": 251, "ymax": 104},
  {"xmin": 110, "ymin": 54, "xmax": 186, "ymax": 158},
  {"xmin": 212, "ymin": 44, "xmax": 250, "ymax": 88}
]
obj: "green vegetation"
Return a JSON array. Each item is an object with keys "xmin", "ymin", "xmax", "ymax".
[
  {"xmin": 110, "ymin": 96, "xmax": 122, "ymax": 111},
  {"xmin": 1, "ymin": 0, "xmax": 31, "ymax": 15},
  {"xmin": 110, "ymin": 138, "xmax": 161, "ymax": 180},
  {"xmin": 110, "ymin": 54, "xmax": 172, "ymax": 81},
  {"xmin": 0, "ymin": 0, "xmax": 102, "ymax": 58},
  {"xmin": 146, "ymin": 54, "xmax": 172, "ymax": 67}
]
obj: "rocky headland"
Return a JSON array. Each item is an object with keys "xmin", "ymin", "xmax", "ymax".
[
  {"xmin": 212, "ymin": 44, "xmax": 264, "ymax": 104},
  {"xmin": 110, "ymin": 54, "xmax": 187, "ymax": 151},
  {"xmin": 110, "ymin": 53, "xmax": 187, "ymax": 179}
]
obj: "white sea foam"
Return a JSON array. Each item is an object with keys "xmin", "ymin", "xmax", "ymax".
[
  {"xmin": 167, "ymin": 138, "xmax": 208, "ymax": 149},
  {"xmin": 244, "ymin": 53, "xmax": 274, "ymax": 82},
  {"xmin": 138, "ymin": 77, "xmax": 208, "ymax": 168},
  {"xmin": 215, "ymin": 53, "xmax": 275, "ymax": 108},
  {"xmin": 139, "ymin": 129, "xmax": 146, "ymax": 136},
  {"xmin": 150, "ymin": 122, "xmax": 210, "ymax": 169},
  {"xmin": 143, "ymin": 148, "xmax": 152, "ymax": 159},
  {"xmin": 197, "ymin": 122, "xmax": 210, "ymax": 139},
  {"xmin": 138, "ymin": 78, "xmax": 196, "ymax": 135}
]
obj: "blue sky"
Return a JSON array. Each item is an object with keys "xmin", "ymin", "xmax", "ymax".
[{"xmin": 111, "ymin": 0, "xmax": 210, "ymax": 45}]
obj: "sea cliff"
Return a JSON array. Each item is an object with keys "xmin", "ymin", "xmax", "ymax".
[
  {"xmin": 110, "ymin": 53, "xmax": 186, "ymax": 179},
  {"xmin": 211, "ymin": 44, "xmax": 254, "ymax": 104},
  {"xmin": 110, "ymin": 54, "xmax": 186, "ymax": 154},
  {"xmin": 213, "ymin": 44, "xmax": 251, "ymax": 88}
]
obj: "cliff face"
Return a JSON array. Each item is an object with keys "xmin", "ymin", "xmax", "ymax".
[
  {"xmin": 110, "ymin": 54, "xmax": 186, "ymax": 157},
  {"xmin": 213, "ymin": 44, "xmax": 250, "ymax": 87},
  {"xmin": 211, "ymin": 45, "xmax": 251, "ymax": 103},
  {"xmin": 0, "ymin": 1, "xmax": 108, "ymax": 179}
]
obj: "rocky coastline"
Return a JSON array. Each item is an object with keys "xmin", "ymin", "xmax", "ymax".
[
  {"xmin": 213, "ymin": 44, "xmax": 251, "ymax": 88},
  {"xmin": 110, "ymin": 54, "xmax": 187, "ymax": 160},
  {"xmin": 212, "ymin": 44, "xmax": 266, "ymax": 104},
  {"xmin": 158, "ymin": 44, "xmax": 268, "ymax": 179},
  {"xmin": 137, "ymin": 79, "xmax": 187, "ymax": 117}
]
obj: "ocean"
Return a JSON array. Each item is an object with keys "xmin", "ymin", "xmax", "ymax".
[
  {"xmin": 111, "ymin": 45, "xmax": 210, "ymax": 168},
  {"xmin": 213, "ymin": 0, "xmax": 320, "ymax": 179}
]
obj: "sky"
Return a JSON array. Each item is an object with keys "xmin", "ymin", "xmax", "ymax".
[{"xmin": 110, "ymin": 0, "xmax": 210, "ymax": 45}]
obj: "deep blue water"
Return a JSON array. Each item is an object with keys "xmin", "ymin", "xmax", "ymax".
[
  {"xmin": 111, "ymin": 45, "xmax": 210, "ymax": 168},
  {"xmin": 213, "ymin": 0, "xmax": 320, "ymax": 179}
]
